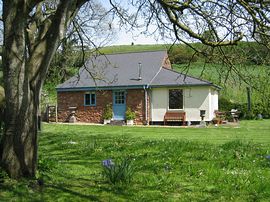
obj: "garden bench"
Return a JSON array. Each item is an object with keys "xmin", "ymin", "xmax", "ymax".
[{"xmin": 164, "ymin": 111, "xmax": 186, "ymax": 125}]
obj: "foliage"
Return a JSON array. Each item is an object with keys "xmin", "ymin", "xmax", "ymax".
[
  {"xmin": 103, "ymin": 104, "xmax": 113, "ymax": 120},
  {"xmin": 169, "ymin": 45, "xmax": 198, "ymax": 64},
  {"xmin": 1, "ymin": 122, "xmax": 270, "ymax": 201},
  {"xmin": 102, "ymin": 158, "xmax": 135, "ymax": 185},
  {"xmin": 0, "ymin": 167, "xmax": 8, "ymax": 184},
  {"xmin": 125, "ymin": 107, "xmax": 136, "ymax": 120},
  {"xmin": 219, "ymin": 97, "xmax": 270, "ymax": 120},
  {"xmin": 46, "ymin": 47, "xmax": 82, "ymax": 85}
]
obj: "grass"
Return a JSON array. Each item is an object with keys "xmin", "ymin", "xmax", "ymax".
[{"xmin": 1, "ymin": 120, "xmax": 270, "ymax": 201}]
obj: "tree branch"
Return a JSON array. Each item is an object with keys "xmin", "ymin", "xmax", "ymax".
[{"xmin": 157, "ymin": 0, "xmax": 243, "ymax": 47}]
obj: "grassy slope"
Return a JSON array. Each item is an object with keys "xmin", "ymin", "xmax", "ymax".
[
  {"xmin": 99, "ymin": 44, "xmax": 170, "ymax": 54},
  {"xmin": 172, "ymin": 62, "xmax": 248, "ymax": 103},
  {"xmin": 1, "ymin": 120, "xmax": 270, "ymax": 201}
]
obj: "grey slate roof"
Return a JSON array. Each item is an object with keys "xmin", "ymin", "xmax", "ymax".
[
  {"xmin": 150, "ymin": 68, "xmax": 214, "ymax": 87},
  {"xmin": 56, "ymin": 50, "xmax": 217, "ymax": 91}
]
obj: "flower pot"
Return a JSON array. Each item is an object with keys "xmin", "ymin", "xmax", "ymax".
[
  {"xmin": 212, "ymin": 119, "xmax": 219, "ymax": 124},
  {"xmin": 126, "ymin": 119, "xmax": 134, "ymax": 125},
  {"xmin": 104, "ymin": 119, "xmax": 111, "ymax": 124}
]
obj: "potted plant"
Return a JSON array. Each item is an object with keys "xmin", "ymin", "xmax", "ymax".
[
  {"xmin": 212, "ymin": 117, "xmax": 219, "ymax": 125},
  {"xmin": 103, "ymin": 104, "xmax": 113, "ymax": 124},
  {"xmin": 126, "ymin": 107, "xmax": 136, "ymax": 125}
]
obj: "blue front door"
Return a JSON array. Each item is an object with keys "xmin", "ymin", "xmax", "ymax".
[{"xmin": 113, "ymin": 91, "xmax": 126, "ymax": 120}]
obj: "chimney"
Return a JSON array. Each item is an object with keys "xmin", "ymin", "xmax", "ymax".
[{"xmin": 138, "ymin": 62, "xmax": 142, "ymax": 80}]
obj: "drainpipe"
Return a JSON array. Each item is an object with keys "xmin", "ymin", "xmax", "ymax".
[{"xmin": 143, "ymin": 85, "xmax": 148, "ymax": 125}]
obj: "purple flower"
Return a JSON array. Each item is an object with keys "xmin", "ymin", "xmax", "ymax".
[
  {"xmin": 266, "ymin": 155, "xmax": 270, "ymax": 160},
  {"xmin": 102, "ymin": 159, "xmax": 114, "ymax": 168}
]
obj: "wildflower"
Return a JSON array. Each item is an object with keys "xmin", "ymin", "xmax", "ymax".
[{"xmin": 102, "ymin": 159, "xmax": 114, "ymax": 168}]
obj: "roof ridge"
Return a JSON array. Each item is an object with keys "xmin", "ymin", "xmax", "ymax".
[
  {"xmin": 98, "ymin": 49, "xmax": 167, "ymax": 56},
  {"xmin": 148, "ymin": 66, "xmax": 163, "ymax": 86},
  {"xmin": 162, "ymin": 67, "xmax": 213, "ymax": 85}
]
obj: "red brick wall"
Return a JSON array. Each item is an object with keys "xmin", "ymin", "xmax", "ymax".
[
  {"xmin": 126, "ymin": 89, "xmax": 146, "ymax": 125},
  {"xmin": 162, "ymin": 54, "xmax": 172, "ymax": 69},
  {"xmin": 57, "ymin": 89, "xmax": 149, "ymax": 125},
  {"xmin": 57, "ymin": 90, "xmax": 112, "ymax": 123}
]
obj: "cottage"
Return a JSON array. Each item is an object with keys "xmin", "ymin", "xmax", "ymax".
[{"xmin": 56, "ymin": 50, "xmax": 220, "ymax": 125}]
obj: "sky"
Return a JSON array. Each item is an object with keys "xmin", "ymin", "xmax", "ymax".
[
  {"xmin": 101, "ymin": 0, "xmax": 174, "ymax": 46},
  {"xmin": 111, "ymin": 30, "xmax": 161, "ymax": 45},
  {"xmin": 110, "ymin": 27, "xmax": 169, "ymax": 46},
  {"xmin": 0, "ymin": 1, "xmax": 171, "ymax": 46}
]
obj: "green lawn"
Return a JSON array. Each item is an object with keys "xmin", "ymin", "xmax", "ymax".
[{"xmin": 1, "ymin": 120, "xmax": 270, "ymax": 201}]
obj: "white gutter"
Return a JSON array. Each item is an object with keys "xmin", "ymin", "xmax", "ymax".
[{"xmin": 143, "ymin": 85, "xmax": 148, "ymax": 125}]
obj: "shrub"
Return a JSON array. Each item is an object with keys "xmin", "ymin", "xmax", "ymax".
[
  {"xmin": 169, "ymin": 47, "xmax": 198, "ymax": 64},
  {"xmin": 218, "ymin": 97, "xmax": 270, "ymax": 120},
  {"xmin": 103, "ymin": 104, "xmax": 113, "ymax": 120},
  {"xmin": 0, "ymin": 167, "xmax": 8, "ymax": 184},
  {"xmin": 102, "ymin": 158, "xmax": 135, "ymax": 185},
  {"xmin": 125, "ymin": 107, "xmax": 136, "ymax": 120},
  {"xmin": 219, "ymin": 97, "xmax": 235, "ymax": 112}
]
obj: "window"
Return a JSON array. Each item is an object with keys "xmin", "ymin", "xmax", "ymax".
[
  {"xmin": 169, "ymin": 89, "xmax": 183, "ymax": 109},
  {"xmin": 84, "ymin": 92, "xmax": 96, "ymax": 106},
  {"xmin": 114, "ymin": 91, "xmax": 125, "ymax": 104}
]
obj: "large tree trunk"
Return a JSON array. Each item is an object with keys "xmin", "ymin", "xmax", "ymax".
[
  {"xmin": 0, "ymin": 1, "xmax": 39, "ymax": 178},
  {"xmin": 0, "ymin": 0, "xmax": 87, "ymax": 179},
  {"xmin": 1, "ymin": 90, "xmax": 40, "ymax": 178}
]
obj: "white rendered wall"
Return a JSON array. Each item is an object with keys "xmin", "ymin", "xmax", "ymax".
[
  {"xmin": 151, "ymin": 86, "xmax": 218, "ymax": 122},
  {"xmin": 210, "ymin": 89, "xmax": 219, "ymax": 120},
  {"xmin": 151, "ymin": 88, "xmax": 168, "ymax": 121}
]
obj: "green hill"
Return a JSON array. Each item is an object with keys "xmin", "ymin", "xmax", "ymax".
[{"xmin": 99, "ymin": 44, "xmax": 169, "ymax": 54}]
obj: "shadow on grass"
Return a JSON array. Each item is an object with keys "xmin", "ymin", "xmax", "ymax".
[
  {"xmin": 0, "ymin": 182, "xmax": 100, "ymax": 201},
  {"xmin": 2, "ymin": 124, "xmax": 270, "ymax": 201},
  {"xmin": 47, "ymin": 184, "xmax": 100, "ymax": 201}
]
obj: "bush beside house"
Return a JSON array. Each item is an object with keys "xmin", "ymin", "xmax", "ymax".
[
  {"xmin": 103, "ymin": 104, "xmax": 113, "ymax": 124},
  {"xmin": 219, "ymin": 97, "xmax": 270, "ymax": 119},
  {"xmin": 126, "ymin": 107, "xmax": 136, "ymax": 125}
]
